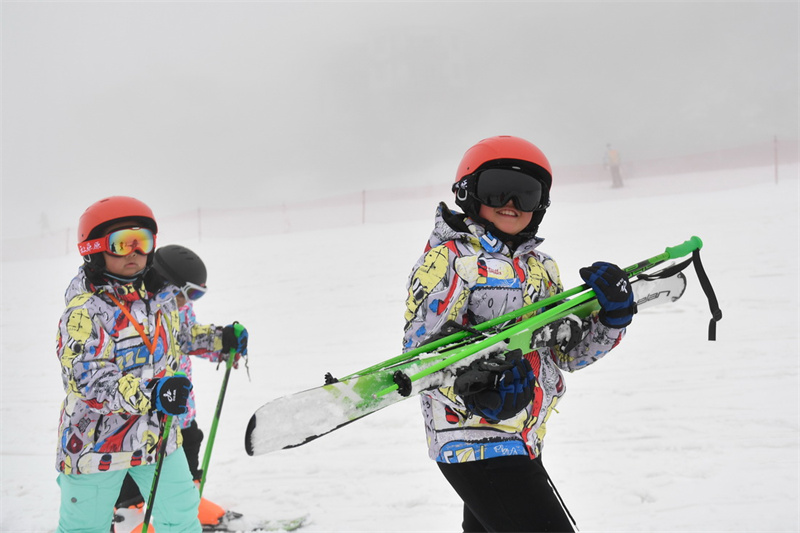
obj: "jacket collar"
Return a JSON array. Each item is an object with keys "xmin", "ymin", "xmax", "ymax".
[{"xmin": 428, "ymin": 202, "xmax": 544, "ymax": 257}]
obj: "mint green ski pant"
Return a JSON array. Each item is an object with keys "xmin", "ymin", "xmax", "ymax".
[{"xmin": 56, "ymin": 447, "xmax": 201, "ymax": 533}]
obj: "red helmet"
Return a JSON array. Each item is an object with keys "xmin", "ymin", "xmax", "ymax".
[
  {"xmin": 453, "ymin": 136, "xmax": 552, "ymax": 238},
  {"xmin": 78, "ymin": 196, "xmax": 158, "ymax": 244},
  {"xmin": 455, "ymin": 135, "xmax": 552, "ymax": 187}
]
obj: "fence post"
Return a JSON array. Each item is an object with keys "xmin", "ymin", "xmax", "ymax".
[
  {"xmin": 362, "ymin": 190, "xmax": 366, "ymax": 224},
  {"xmin": 774, "ymin": 135, "xmax": 779, "ymax": 184}
]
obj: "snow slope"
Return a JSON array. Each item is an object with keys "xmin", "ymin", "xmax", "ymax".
[{"xmin": 2, "ymin": 166, "xmax": 798, "ymax": 532}]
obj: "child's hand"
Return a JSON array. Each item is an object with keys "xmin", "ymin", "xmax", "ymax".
[
  {"xmin": 222, "ymin": 322, "xmax": 248, "ymax": 357},
  {"xmin": 453, "ymin": 353, "xmax": 535, "ymax": 423},
  {"xmin": 149, "ymin": 375, "xmax": 192, "ymax": 416},
  {"xmin": 579, "ymin": 262, "xmax": 637, "ymax": 328}
]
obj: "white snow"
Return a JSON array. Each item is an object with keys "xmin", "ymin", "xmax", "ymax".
[{"xmin": 2, "ymin": 166, "xmax": 798, "ymax": 532}]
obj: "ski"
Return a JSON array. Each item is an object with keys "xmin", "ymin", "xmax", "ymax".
[
  {"xmin": 245, "ymin": 267, "xmax": 688, "ymax": 456},
  {"xmin": 113, "ymin": 505, "xmax": 308, "ymax": 532},
  {"xmin": 336, "ymin": 236, "xmax": 704, "ymax": 380},
  {"xmin": 204, "ymin": 511, "xmax": 309, "ymax": 532}
]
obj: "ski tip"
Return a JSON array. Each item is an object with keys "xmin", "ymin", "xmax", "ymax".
[{"xmin": 244, "ymin": 414, "xmax": 256, "ymax": 456}]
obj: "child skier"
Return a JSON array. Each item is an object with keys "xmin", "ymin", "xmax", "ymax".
[
  {"xmin": 55, "ymin": 196, "xmax": 248, "ymax": 533},
  {"xmin": 403, "ymin": 136, "xmax": 637, "ymax": 532},
  {"xmin": 114, "ymin": 244, "xmax": 245, "ymax": 530}
]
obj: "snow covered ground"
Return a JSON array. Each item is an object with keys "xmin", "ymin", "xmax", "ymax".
[{"xmin": 2, "ymin": 165, "xmax": 798, "ymax": 532}]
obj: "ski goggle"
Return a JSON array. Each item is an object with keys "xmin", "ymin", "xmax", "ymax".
[
  {"xmin": 179, "ymin": 281, "xmax": 207, "ymax": 301},
  {"xmin": 78, "ymin": 227, "xmax": 156, "ymax": 257},
  {"xmin": 453, "ymin": 168, "xmax": 548, "ymax": 212}
]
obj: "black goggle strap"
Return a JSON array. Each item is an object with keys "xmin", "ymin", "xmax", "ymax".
[{"xmin": 452, "ymin": 176, "xmax": 472, "ymax": 203}]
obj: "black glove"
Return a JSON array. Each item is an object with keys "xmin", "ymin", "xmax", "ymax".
[
  {"xmin": 579, "ymin": 261, "xmax": 636, "ymax": 328},
  {"xmin": 453, "ymin": 351, "xmax": 535, "ymax": 423},
  {"xmin": 150, "ymin": 375, "xmax": 192, "ymax": 416},
  {"xmin": 222, "ymin": 322, "xmax": 248, "ymax": 358}
]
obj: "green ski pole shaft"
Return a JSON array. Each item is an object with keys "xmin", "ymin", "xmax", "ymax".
[
  {"xmin": 372, "ymin": 288, "xmax": 599, "ymax": 398},
  {"xmin": 338, "ymin": 285, "xmax": 587, "ymax": 380},
  {"xmin": 343, "ymin": 236, "xmax": 703, "ymax": 381},
  {"xmin": 198, "ymin": 349, "xmax": 235, "ymax": 497},
  {"xmin": 375, "ymin": 235, "xmax": 705, "ymax": 395},
  {"xmin": 199, "ymin": 322, "xmax": 245, "ymax": 497},
  {"xmin": 142, "ymin": 413, "xmax": 173, "ymax": 533}
]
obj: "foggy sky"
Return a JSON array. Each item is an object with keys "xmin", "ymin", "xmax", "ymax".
[{"xmin": 2, "ymin": 1, "xmax": 798, "ymax": 238}]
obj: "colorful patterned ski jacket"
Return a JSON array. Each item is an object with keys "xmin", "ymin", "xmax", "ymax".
[
  {"xmin": 55, "ymin": 268, "xmax": 223, "ymax": 475},
  {"xmin": 402, "ymin": 204, "xmax": 626, "ymax": 464}
]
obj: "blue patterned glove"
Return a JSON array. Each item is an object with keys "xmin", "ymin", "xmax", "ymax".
[
  {"xmin": 453, "ymin": 351, "xmax": 535, "ymax": 423},
  {"xmin": 579, "ymin": 261, "xmax": 636, "ymax": 328},
  {"xmin": 150, "ymin": 375, "xmax": 192, "ymax": 416},
  {"xmin": 222, "ymin": 322, "xmax": 248, "ymax": 357}
]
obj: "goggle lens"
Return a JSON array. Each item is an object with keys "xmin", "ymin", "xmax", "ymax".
[
  {"xmin": 78, "ymin": 227, "xmax": 156, "ymax": 256},
  {"xmin": 106, "ymin": 228, "xmax": 155, "ymax": 256},
  {"xmin": 474, "ymin": 168, "xmax": 545, "ymax": 212},
  {"xmin": 181, "ymin": 281, "xmax": 207, "ymax": 301}
]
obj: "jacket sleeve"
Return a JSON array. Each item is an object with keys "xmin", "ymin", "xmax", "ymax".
[
  {"xmin": 179, "ymin": 322, "xmax": 224, "ymax": 361},
  {"xmin": 551, "ymin": 312, "xmax": 626, "ymax": 372},
  {"xmin": 527, "ymin": 253, "xmax": 627, "ymax": 372},
  {"xmin": 403, "ymin": 243, "xmax": 471, "ymax": 351},
  {"xmin": 172, "ymin": 302, "xmax": 223, "ymax": 361},
  {"xmin": 56, "ymin": 295, "xmax": 152, "ymax": 415}
]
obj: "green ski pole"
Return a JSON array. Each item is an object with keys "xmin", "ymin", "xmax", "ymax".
[
  {"xmin": 142, "ymin": 413, "xmax": 173, "ymax": 533},
  {"xmin": 198, "ymin": 322, "xmax": 244, "ymax": 497},
  {"xmin": 372, "ymin": 287, "xmax": 599, "ymax": 398},
  {"xmin": 342, "ymin": 236, "xmax": 703, "ymax": 381}
]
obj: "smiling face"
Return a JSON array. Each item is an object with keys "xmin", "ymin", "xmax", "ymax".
[
  {"xmin": 101, "ymin": 220, "xmax": 149, "ymax": 277},
  {"xmin": 478, "ymin": 200, "xmax": 534, "ymax": 236}
]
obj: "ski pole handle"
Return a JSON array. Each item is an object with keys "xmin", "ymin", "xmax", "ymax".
[
  {"xmin": 624, "ymin": 236, "xmax": 704, "ymax": 278},
  {"xmin": 667, "ymin": 235, "xmax": 703, "ymax": 259},
  {"xmin": 232, "ymin": 322, "xmax": 246, "ymax": 341}
]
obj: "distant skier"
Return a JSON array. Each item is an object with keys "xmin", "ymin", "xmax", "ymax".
[
  {"xmin": 55, "ymin": 196, "xmax": 248, "ymax": 533},
  {"xmin": 403, "ymin": 136, "xmax": 637, "ymax": 532},
  {"xmin": 604, "ymin": 143, "xmax": 624, "ymax": 188},
  {"xmin": 113, "ymin": 245, "xmax": 248, "ymax": 531}
]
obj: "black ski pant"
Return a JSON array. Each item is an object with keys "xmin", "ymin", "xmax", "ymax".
[
  {"xmin": 437, "ymin": 455, "xmax": 575, "ymax": 533},
  {"xmin": 115, "ymin": 420, "xmax": 204, "ymax": 508},
  {"xmin": 181, "ymin": 419, "xmax": 204, "ymax": 481}
]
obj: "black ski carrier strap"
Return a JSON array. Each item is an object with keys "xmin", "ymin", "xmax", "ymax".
[
  {"xmin": 638, "ymin": 250, "xmax": 722, "ymax": 341},
  {"xmin": 691, "ymin": 249, "xmax": 722, "ymax": 341}
]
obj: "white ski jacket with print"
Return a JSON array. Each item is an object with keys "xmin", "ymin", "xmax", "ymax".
[
  {"xmin": 55, "ymin": 268, "xmax": 222, "ymax": 475},
  {"xmin": 402, "ymin": 204, "xmax": 626, "ymax": 464}
]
